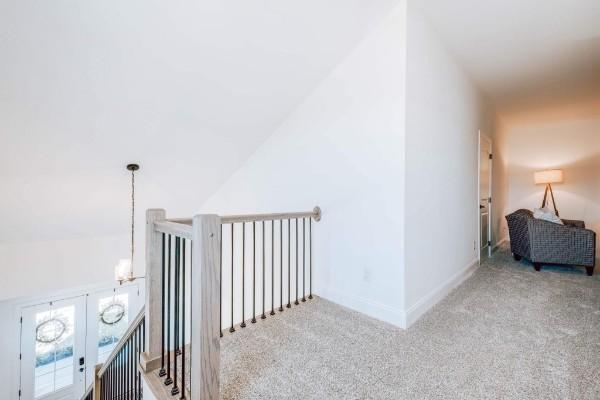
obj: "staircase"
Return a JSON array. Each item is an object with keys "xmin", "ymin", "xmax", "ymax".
[{"xmin": 80, "ymin": 206, "xmax": 321, "ymax": 400}]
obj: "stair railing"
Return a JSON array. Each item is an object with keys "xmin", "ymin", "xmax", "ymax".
[
  {"xmin": 140, "ymin": 207, "xmax": 321, "ymax": 400},
  {"xmin": 80, "ymin": 308, "xmax": 146, "ymax": 400}
]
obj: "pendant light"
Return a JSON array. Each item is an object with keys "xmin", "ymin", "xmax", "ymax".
[{"xmin": 115, "ymin": 163, "xmax": 142, "ymax": 284}]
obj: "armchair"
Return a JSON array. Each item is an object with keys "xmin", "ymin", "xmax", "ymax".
[{"xmin": 506, "ymin": 209, "xmax": 596, "ymax": 276}]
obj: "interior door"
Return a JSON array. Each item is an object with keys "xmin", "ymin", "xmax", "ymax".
[
  {"xmin": 479, "ymin": 134, "xmax": 492, "ymax": 259},
  {"xmin": 20, "ymin": 296, "xmax": 87, "ymax": 400},
  {"xmin": 85, "ymin": 284, "xmax": 142, "ymax": 386}
]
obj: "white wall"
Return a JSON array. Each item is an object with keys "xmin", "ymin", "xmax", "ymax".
[
  {"xmin": 0, "ymin": 235, "xmax": 129, "ymax": 301},
  {"xmin": 493, "ymin": 97, "xmax": 600, "ymax": 263},
  {"xmin": 201, "ymin": 2, "xmax": 408, "ymax": 327},
  {"xmin": 403, "ymin": 4, "xmax": 491, "ymax": 325}
]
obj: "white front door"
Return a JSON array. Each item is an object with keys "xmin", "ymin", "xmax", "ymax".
[
  {"xmin": 85, "ymin": 285, "xmax": 142, "ymax": 386},
  {"xmin": 20, "ymin": 296, "xmax": 87, "ymax": 400}
]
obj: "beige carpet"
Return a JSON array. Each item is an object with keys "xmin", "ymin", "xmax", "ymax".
[{"xmin": 217, "ymin": 244, "xmax": 600, "ymax": 399}]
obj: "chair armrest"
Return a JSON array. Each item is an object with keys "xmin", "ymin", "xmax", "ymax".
[
  {"xmin": 561, "ymin": 219, "xmax": 585, "ymax": 229},
  {"xmin": 528, "ymin": 219, "xmax": 596, "ymax": 267}
]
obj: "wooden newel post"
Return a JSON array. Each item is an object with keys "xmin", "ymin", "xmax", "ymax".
[
  {"xmin": 145, "ymin": 209, "xmax": 166, "ymax": 361},
  {"xmin": 93, "ymin": 364, "xmax": 102, "ymax": 400},
  {"xmin": 190, "ymin": 214, "xmax": 221, "ymax": 400}
]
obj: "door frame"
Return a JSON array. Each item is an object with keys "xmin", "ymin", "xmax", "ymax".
[
  {"xmin": 19, "ymin": 295, "xmax": 88, "ymax": 400},
  {"xmin": 14, "ymin": 280, "xmax": 144, "ymax": 400},
  {"xmin": 478, "ymin": 130, "xmax": 493, "ymax": 263}
]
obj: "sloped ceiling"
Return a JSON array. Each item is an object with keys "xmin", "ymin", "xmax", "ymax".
[
  {"xmin": 0, "ymin": 0, "xmax": 401, "ymax": 243},
  {"xmin": 416, "ymin": 0, "xmax": 600, "ymax": 104}
]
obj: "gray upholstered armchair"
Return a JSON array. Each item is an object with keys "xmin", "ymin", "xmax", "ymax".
[{"xmin": 506, "ymin": 209, "xmax": 596, "ymax": 276}]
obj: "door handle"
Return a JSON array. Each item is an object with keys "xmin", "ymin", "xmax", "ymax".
[{"xmin": 79, "ymin": 367, "xmax": 84, "ymax": 373}]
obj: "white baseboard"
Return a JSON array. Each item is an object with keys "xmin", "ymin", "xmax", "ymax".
[
  {"xmin": 492, "ymin": 236, "xmax": 509, "ymax": 252},
  {"xmin": 404, "ymin": 258, "xmax": 479, "ymax": 328},
  {"xmin": 318, "ymin": 287, "xmax": 406, "ymax": 329}
]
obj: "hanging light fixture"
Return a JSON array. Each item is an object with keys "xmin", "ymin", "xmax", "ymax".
[{"xmin": 115, "ymin": 163, "xmax": 142, "ymax": 284}]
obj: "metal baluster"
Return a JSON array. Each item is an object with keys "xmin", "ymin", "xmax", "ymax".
[
  {"xmin": 165, "ymin": 235, "xmax": 173, "ymax": 386},
  {"xmin": 287, "ymin": 219, "xmax": 291, "ymax": 308},
  {"xmin": 261, "ymin": 220, "xmax": 266, "ymax": 319},
  {"xmin": 252, "ymin": 221, "xmax": 257, "ymax": 324},
  {"xmin": 279, "ymin": 219, "xmax": 283, "ymax": 312},
  {"xmin": 230, "ymin": 223, "xmax": 235, "ymax": 333},
  {"xmin": 270, "ymin": 220, "xmax": 275, "ymax": 316},
  {"xmin": 241, "ymin": 223, "xmax": 246, "ymax": 328},
  {"xmin": 219, "ymin": 225, "xmax": 223, "ymax": 337},
  {"xmin": 172, "ymin": 237, "xmax": 180, "ymax": 395},
  {"xmin": 309, "ymin": 218, "xmax": 313, "ymax": 299},
  {"xmin": 302, "ymin": 218, "xmax": 306, "ymax": 302},
  {"xmin": 295, "ymin": 218, "xmax": 299, "ymax": 305},
  {"xmin": 159, "ymin": 233, "xmax": 166, "ymax": 376},
  {"xmin": 120, "ymin": 346, "xmax": 124, "ymax": 397},
  {"xmin": 129, "ymin": 336, "xmax": 133, "ymax": 400},
  {"xmin": 181, "ymin": 239, "xmax": 187, "ymax": 399}
]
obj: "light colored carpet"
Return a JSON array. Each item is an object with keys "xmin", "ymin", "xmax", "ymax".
[{"xmin": 217, "ymin": 244, "xmax": 600, "ymax": 399}]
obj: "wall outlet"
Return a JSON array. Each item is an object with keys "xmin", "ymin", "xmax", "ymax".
[{"xmin": 363, "ymin": 268, "xmax": 372, "ymax": 283}]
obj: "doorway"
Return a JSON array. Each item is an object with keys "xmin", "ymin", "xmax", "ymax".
[
  {"xmin": 19, "ymin": 284, "xmax": 142, "ymax": 400},
  {"xmin": 478, "ymin": 131, "xmax": 493, "ymax": 261}
]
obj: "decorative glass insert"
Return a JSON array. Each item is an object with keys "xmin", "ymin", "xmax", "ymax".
[
  {"xmin": 97, "ymin": 294, "xmax": 129, "ymax": 363},
  {"xmin": 34, "ymin": 306, "xmax": 75, "ymax": 399}
]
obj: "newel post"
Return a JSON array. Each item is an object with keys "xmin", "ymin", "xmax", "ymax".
[
  {"xmin": 145, "ymin": 209, "xmax": 166, "ymax": 361},
  {"xmin": 190, "ymin": 214, "xmax": 221, "ymax": 400},
  {"xmin": 92, "ymin": 364, "xmax": 102, "ymax": 400}
]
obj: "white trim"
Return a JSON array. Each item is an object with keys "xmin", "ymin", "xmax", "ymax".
[
  {"xmin": 478, "ymin": 131, "xmax": 493, "ymax": 262},
  {"xmin": 492, "ymin": 236, "xmax": 509, "ymax": 253},
  {"xmin": 317, "ymin": 288, "xmax": 406, "ymax": 329},
  {"xmin": 404, "ymin": 258, "xmax": 479, "ymax": 328}
]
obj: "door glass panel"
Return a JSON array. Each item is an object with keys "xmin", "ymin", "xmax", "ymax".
[
  {"xmin": 34, "ymin": 306, "xmax": 75, "ymax": 398},
  {"xmin": 97, "ymin": 294, "xmax": 129, "ymax": 363}
]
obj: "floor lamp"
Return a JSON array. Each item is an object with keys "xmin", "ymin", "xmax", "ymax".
[{"xmin": 534, "ymin": 169, "xmax": 563, "ymax": 217}]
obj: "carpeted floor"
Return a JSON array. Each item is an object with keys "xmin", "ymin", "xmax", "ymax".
[{"xmin": 218, "ymin": 244, "xmax": 600, "ymax": 399}]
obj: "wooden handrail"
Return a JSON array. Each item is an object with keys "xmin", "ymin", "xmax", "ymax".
[
  {"xmin": 97, "ymin": 307, "xmax": 145, "ymax": 377},
  {"xmin": 154, "ymin": 220, "xmax": 193, "ymax": 239},
  {"xmin": 167, "ymin": 206, "xmax": 321, "ymax": 226}
]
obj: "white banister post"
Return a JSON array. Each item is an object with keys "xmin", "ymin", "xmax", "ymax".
[
  {"xmin": 190, "ymin": 214, "xmax": 221, "ymax": 400},
  {"xmin": 145, "ymin": 209, "xmax": 166, "ymax": 360}
]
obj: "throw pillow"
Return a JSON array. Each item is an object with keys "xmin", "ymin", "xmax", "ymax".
[{"xmin": 533, "ymin": 207, "xmax": 563, "ymax": 225}]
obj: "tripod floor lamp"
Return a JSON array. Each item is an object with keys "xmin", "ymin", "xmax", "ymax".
[{"xmin": 534, "ymin": 169, "xmax": 564, "ymax": 217}]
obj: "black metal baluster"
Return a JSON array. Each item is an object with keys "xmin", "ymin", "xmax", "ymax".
[
  {"xmin": 309, "ymin": 218, "xmax": 313, "ymax": 299},
  {"xmin": 252, "ymin": 221, "xmax": 257, "ymax": 324},
  {"xmin": 111, "ymin": 363, "xmax": 115, "ymax": 400},
  {"xmin": 302, "ymin": 218, "xmax": 306, "ymax": 302},
  {"xmin": 172, "ymin": 237, "xmax": 180, "ymax": 395},
  {"xmin": 295, "ymin": 218, "xmax": 299, "ymax": 305},
  {"xmin": 159, "ymin": 232, "xmax": 166, "ymax": 377},
  {"xmin": 270, "ymin": 219, "xmax": 275, "ymax": 315},
  {"xmin": 120, "ymin": 346, "xmax": 124, "ymax": 397},
  {"xmin": 181, "ymin": 239, "xmax": 187, "ymax": 399},
  {"xmin": 129, "ymin": 336, "xmax": 133, "ymax": 400},
  {"xmin": 279, "ymin": 219, "xmax": 283, "ymax": 312},
  {"xmin": 219, "ymin": 224, "xmax": 223, "ymax": 338},
  {"xmin": 230, "ymin": 223, "xmax": 235, "ymax": 333},
  {"xmin": 165, "ymin": 235, "xmax": 173, "ymax": 386},
  {"xmin": 287, "ymin": 219, "xmax": 291, "ymax": 308},
  {"xmin": 261, "ymin": 220, "xmax": 266, "ymax": 319},
  {"xmin": 241, "ymin": 223, "xmax": 246, "ymax": 328}
]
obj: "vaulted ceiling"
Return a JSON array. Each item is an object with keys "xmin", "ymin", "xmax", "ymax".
[
  {"xmin": 417, "ymin": 0, "xmax": 600, "ymax": 105},
  {"xmin": 0, "ymin": 0, "xmax": 400, "ymax": 243}
]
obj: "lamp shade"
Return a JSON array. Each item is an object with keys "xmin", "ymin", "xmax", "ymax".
[
  {"xmin": 534, "ymin": 169, "xmax": 563, "ymax": 184},
  {"xmin": 114, "ymin": 258, "xmax": 133, "ymax": 282}
]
